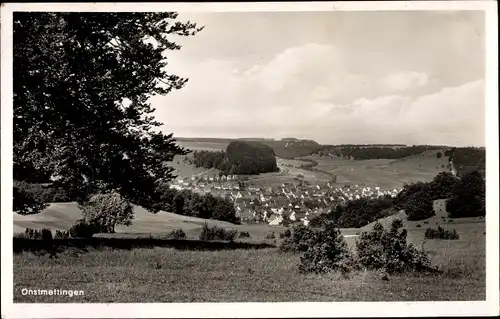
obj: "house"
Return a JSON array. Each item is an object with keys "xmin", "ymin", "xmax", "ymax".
[{"xmin": 269, "ymin": 214, "xmax": 283, "ymax": 226}]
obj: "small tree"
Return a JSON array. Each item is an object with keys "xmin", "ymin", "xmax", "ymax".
[
  {"xmin": 79, "ymin": 191, "xmax": 134, "ymax": 233},
  {"xmin": 356, "ymin": 219, "xmax": 434, "ymax": 274},
  {"xmin": 299, "ymin": 220, "xmax": 352, "ymax": 274}
]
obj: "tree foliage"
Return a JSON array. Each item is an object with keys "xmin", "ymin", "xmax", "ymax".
[
  {"xmin": 446, "ymin": 170, "xmax": 485, "ymax": 218},
  {"xmin": 226, "ymin": 141, "xmax": 279, "ymax": 175},
  {"xmin": 79, "ymin": 191, "xmax": 134, "ymax": 233},
  {"xmin": 13, "ymin": 12, "xmax": 202, "ymax": 214},
  {"xmin": 356, "ymin": 219, "xmax": 434, "ymax": 274},
  {"xmin": 394, "ymin": 182, "xmax": 434, "ymax": 221},
  {"xmin": 428, "ymin": 171, "xmax": 459, "ymax": 199}
]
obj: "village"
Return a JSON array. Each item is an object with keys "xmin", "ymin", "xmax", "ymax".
[{"xmin": 169, "ymin": 173, "xmax": 403, "ymax": 226}]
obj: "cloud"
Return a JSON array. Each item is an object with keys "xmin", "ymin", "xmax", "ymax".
[
  {"xmin": 382, "ymin": 72, "xmax": 430, "ymax": 91},
  {"xmin": 152, "ymin": 41, "xmax": 484, "ymax": 146}
]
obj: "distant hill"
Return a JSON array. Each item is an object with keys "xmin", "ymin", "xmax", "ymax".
[
  {"xmin": 177, "ymin": 137, "xmax": 321, "ymax": 159},
  {"xmin": 260, "ymin": 139, "xmax": 321, "ymax": 159},
  {"xmin": 315, "ymin": 145, "xmax": 446, "ymax": 160},
  {"xmin": 444, "ymin": 147, "xmax": 485, "ymax": 177}
]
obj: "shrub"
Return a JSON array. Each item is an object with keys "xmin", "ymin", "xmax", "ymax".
[
  {"xmin": 279, "ymin": 224, "xmax": 316, "ymax": 252},
  {"xmin": 54, "ymin": 230, "xmax": 70, "ymax": 239},
  {"xmin": 199, "ymin": 223, "xmax": 238, "ymax": 241},
  {"xmin": 79, "ymin": 191, "xmax": 134, "ymax": 233},
  {"xmin": 355, "ymin": 219, "xmax": 435, "ymax": 274},
  {"xmin": 265, "ymin": 232, "xmax": 276, "ymax": 239},
  {"xmin": 298, "ymin": 220, "xmax": 353, "ymax": 274},
  {"xmin": 167, "ymin": 228, "xmax": 186, "ymax": 240},
  {"xmin": 424, "ymin": 226, "xmax": 459, "ymax": 240},
  {"xmin": 23, "ymin": 228, "xmax": 42, "ymax": 239},
  {"xmin": 69, "ymin": 219, "xmax": 98, "ymax": 238},
  {"xmin": 238, "ymin": 231, "xmax": 251, "ymax": 238},
  {"xmin": 41, "ymin": 228, "xmax": 53, "ymax": 241}
]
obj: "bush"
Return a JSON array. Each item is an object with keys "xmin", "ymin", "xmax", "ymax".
[
  {"xmin": 199, "ymin": 223, "xmax": 238, "ymax": 241},
  {"xmin": 54, "ymin": 229, "xmax": 70, "ymax": 239},
  {"xmin": 79, "ymin": 191, "xmax": 134, "ymax": 233},
  {"xmin": 355, "ymin": 219, "xmax": 435, "ymax": 274},
  {"xmin": 425, "ymin": 226, "xmax": 459, "ymax": 240},
  {"xmin": 167, "ymin": 228, "xmax": 187, "ymax": 239},
  {"xmin": 238, "ymin": 231, "xmax": 251, "ymax": 238},
  {"xmin": 279, "ymin": 224, "xmax": 317, "ymax": 252},
  {"xmin": 298, "ymin": 220, "xmax": 353, "ymax": 274},
  {"xmin": 69, "ymin": 219, "xmax": 98, "ymax": 238},
  {"xmin": 41, "ymin": 228, "xmax": 53, "ymax": 241},
  {"xmin": 265, "ymin": 232, "xmax": 276, "ymax": 239},
  {"xmin": 21, "ymin": 228, "xmax": 54, "ymax": 240}
]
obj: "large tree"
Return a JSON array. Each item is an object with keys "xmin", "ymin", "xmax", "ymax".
[
  {"xmin": 13, "ymin": 12, "xmax": 202, "ymax": 214},
  {"xmin": 446, "ymin": 170, "xmax": 485, "ymax": 218}
]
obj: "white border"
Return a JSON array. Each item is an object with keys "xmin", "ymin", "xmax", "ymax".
[{"xmin": 1, "ymin": 2, "xmax": 498, "ymax": 318}]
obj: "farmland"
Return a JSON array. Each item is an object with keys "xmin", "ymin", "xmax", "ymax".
[{"xmin": 13, "ymin": 199, "xmax": 485, "ymax": 302}]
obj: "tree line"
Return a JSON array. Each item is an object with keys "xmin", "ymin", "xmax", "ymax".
[
  {"xmin": 315, "ymin": 145, "xmax": 443, "ymax": 160},
  {"xmin": 311, "ymin": 170, "xmax": 485, "ymax": 228}
]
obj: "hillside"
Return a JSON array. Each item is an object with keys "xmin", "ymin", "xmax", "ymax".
[
  {"xmin": 445, "ymin": 147, "xmax": 485, "ymax": 177},
  {"xmin": 175, "ymin": 137, "xmax": 320, "ymax": 159},
  {"xmin": 261, "ymin": 139, "xmax": 321, "ymax": 159},
  {"xmin": 226, "ymin": 140, "xmax": 278, "ymax": 174},
  {"xmin": 13, "ymin": 202, "xmax": 238, "ymax": 235},
  {"xmin": 13, "ymin": 202, "xmax": 288, "ymax": 240},
  {"xmin": 360, "ymin": 199, "xmax": 484, "ymax": 233}
]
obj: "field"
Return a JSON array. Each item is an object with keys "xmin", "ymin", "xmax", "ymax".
[
  {"xmin": 171, "ymin": 140, "xmax": 449, "ymax": 190},
  {"xmin": 13, "ymin": 203, "xmax": 286, "ymax": 241},
  {"xmin": 13, "ymin": 200, "xmax": 485, "ymax": 302},
  {"xmin": 301, "ymin": 150, "xmax": 449, "ymax": 189},
  {"xmin": 168, "ymin": 154, "xmax": 220, "ymax": 179},
  {"xmin": 175, "ymin": 139, "xmax": 229, "ymax": 152}
]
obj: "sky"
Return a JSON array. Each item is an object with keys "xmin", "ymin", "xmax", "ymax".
[{"xmin": 148, "ymin": 10, "xmax": 486, "ymax": 146}]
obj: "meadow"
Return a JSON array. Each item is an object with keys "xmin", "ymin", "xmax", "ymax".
[
  {"xmin": 12, "ymin": 142, "xmax": 485, "ymax": 302},
  {"xmin": 300, "ymin": 150, "xmax": 449, "ymax": 189},
  {"xmin": 13, "ymin": 200, "xmax": 485, "ymax": 302}
]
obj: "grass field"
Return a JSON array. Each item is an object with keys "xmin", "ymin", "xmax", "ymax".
[
  {"xmin": 302, "ymin": 150, "xmax": 449, "ymax": 189},
  {"xmin": 13, "ymin": 199, "xmax": 485, "ymax": 302},
  {"xmin": 168, "ymin": 154, "xmax": 221, "ymax": 179},
  {"xmin": 13, "ymin": 203, "xmax": 287, "ymax": 241},
  {"xmin": 176, "ymin": 140, "xmax": 229, "ymax": 152}
]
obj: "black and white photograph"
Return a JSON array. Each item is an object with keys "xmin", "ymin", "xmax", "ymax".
[{"xmin": 1, "ymin": 1, "xmax": 498, "ymax": 318}]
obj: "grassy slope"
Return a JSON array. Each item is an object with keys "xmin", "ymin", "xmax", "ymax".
[
  {"xmin": 13, "ymin": 202, "xmax": 287, "ymax": 241},
  {"xmin": 13, "ymin": 199, "xmax": 485, "ymax": 302},
  {"xmin": 304, "ymin": 149, "xmax": 449, "ymax": 189},
  {"xmin": 168, "ymin": 154, "xmax": 221, "ymax": 179},
  {"xmin": 13, "ymin": 219, "xmax": 485, "ymax": 303}
]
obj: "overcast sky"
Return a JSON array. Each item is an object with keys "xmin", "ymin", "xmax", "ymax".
[{"xmin": 149, "ymin": 11, "xmax": 485, "ymax": 146}]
